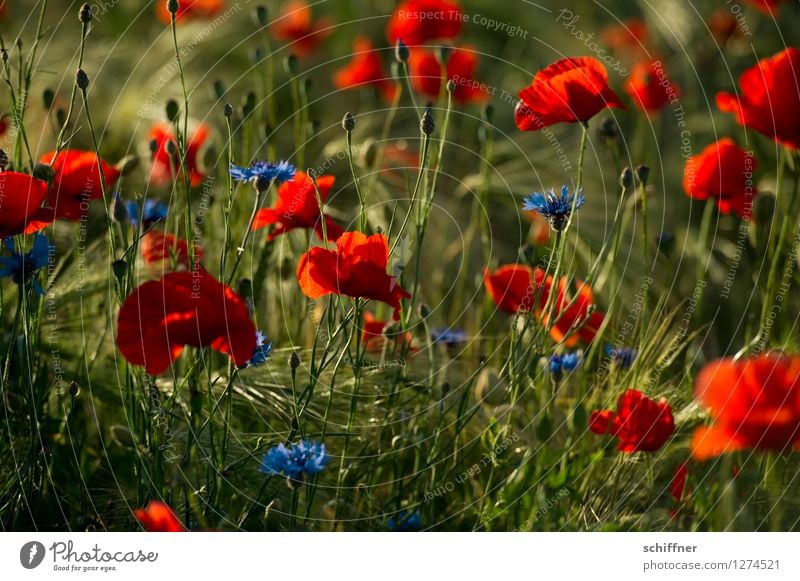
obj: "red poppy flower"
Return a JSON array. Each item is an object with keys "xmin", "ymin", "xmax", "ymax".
[
  {"xmin": 297, "ymin": 232, "xmax": 410, "ymax": 320},
  {"xmin": 670, "ymin": 461, "xmax": 690, "ymax": 504},
  {"xmin": 38, "ymin": 150, "xmax": 120, "ymax": 222},
  {"xmin": 334, "ymin": 38, "xmax": 397, "ymax": 102},
  {"xmin": 546, "ymin": 278, "xmax": 605, "ymax": 347},
  {"xmin": 148, "ymin": 122, "xmax": 209, "ymax": 188},
  {"xmin": 625, "ymin": 60, "xmax": 680, "ymax": 114},
  {"xmin": 361, "ymin": 311, "xmax": 413, "ymax": 352},
  {"xmin": 601, "ymin": 18, "xmax": 648, "ymax": 54},
  {"xmin": 745, "ymin": 0, "xmax": 785, "ymax": 13},
  {"xmin": 408, "ymin": 46, "xmax": 489, "ymax": 103},
  {"xmin": 692, "ymin": 355, "xmax": 800, "ymax": 461},
  {"xmin": 386, "ymin": 0, "xmax": 463, "ymax": 46},
  {"xmin": 116, "ymin": 270, "xmax": 257, "ymax": 375},
  {"xmin": 683, "ymin": 138, "xmax": 757, "ymax": 217},
  {"xmin": 515, "ymin": 57, "xmax": 625, "ymax": 131},
  {"xmin": 140, "ymin": 230, "xmax": 200, "ymax": 270},
  {"xmin": 134, "ymin": 501, "xmax": 184, "ymax": 532},
  {"xmin": 271, "ymin": 0, "xmax": 332, "ymax": 56},
  {"xmin": 253, "ymin": 171, "xmax": 344, "ymax": 242},
  {"xmin": 0, "ymin": 172, "xmax": 50, "ymax": 237},
  {"xmin": 155, "ymin": 0, "xmax": 224, "ymax": 23},
  {"xmin": 483, "ymin": 264, "xmax": 549, "ymax": 315},
  {"xmin": 589, "ymin": 389, "xmax": 675, "ymax": 453},
  {"xmin": 717, "ymin": 48, "xmax": 800, "ymax": 149}
]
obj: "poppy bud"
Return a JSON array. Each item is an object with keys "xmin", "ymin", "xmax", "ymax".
[
  {"xmin": 418, "ymin": 303, "xmax": 431, "ymax": 318},
  {"xmin": 342, "ymin": 112, "xmax": 355, "ymax": 132},
  {"xmin": 112, "ymin": 259, "xmax": 128, "ymax": 283},
  {"xmin": 254, "ymin": 175, "xmax": 271, "ymax": 194},
  {"xmin": 394, "ymin": 39, "xmax": 410, "ymax": 63},
  {"xmin": 115, "ymin": 155, "xmax": 140, "ymax": 177},
  {"xmin": 436, "ymin": 45, "xmax": 452, "ymax": 66},
  {"xmin": 237, "ymin": 278, "xmax": 252, "ymax": 299},
  {"xmin": 446, "ymin": 79, "xmax": 456, "ymax": 94},
  {"xmin": 284, "ymin": 54, "xmax": 299, "ymax": 76},
  {"xmin": 33, "ymin": 162, "xmax": 55, "ymax": 183},
  {"xmin": 112, "ymin": 195, "xmax": 129, "ymax": 223},
  {"xmin": 148, "ymin": 139, "xmax": 159, "ymax": 156},
  {"xmin": 755, "ymin": 194, "xmax": 775, "ymax": 225},
  {"xmin": 165, "ymin": 99, "xmax": 180, "ymax": 123},
  {"xmin": 250, "ymin": 47, "xmax": 265, "ymax": 65},
  {"xmin": 597, "ymin": 117, "xmax": 617, "ymax": 140},
  {"xmin": 69, "ymin": 380, "xmax": 80, "ymax": 397},
  {"xmin": 309, "ymin": 119, "xmax": 321, "ymax": 136},
  {"xmin": 474, "ymin": 368, "xmax": 507, "ymax": 406},
  {"xmin": 289, "ymin": 350, "xmax": 301, "ymax": 369},
  {"xmin": 391, "ymin": 61, "xmax": 403, "ymax": 80},
  {"xmin": 167, "ymin": 0, "xmax": 179, "ymax": 16},
  {"xmin": 420, "ymin": 107, "xmax": 435, "ymax": 136},
  {"xmin": 635, "ymin": 165, "xmax": 651, "ymax": 186},
  {"xmin": 304, "ymin": 78, "xmax": 313, "ymax": 95},
  {"xmin": 620, "ymin": 167, "xmax": 634, "ymax": 190},
  {"xmin": 76, "ymin": 69, "xmax": 90, "ymax": 90},
  {"xmin": 79, "ymin": 3, "xmax": 92, "ymax": 23},
  {"xmin": 223, "ymin": 103, "xmax": 233, "ymax": 118},
  {"xmin": 245, "ymin": 91, "xmax": 257, "ymax": 112},
  {"xmin": 0, "ymin": 150, "xmax": 8, "ymax": 171},
  {"xmin": 363, "ymin": 140, "xmax": 377, "ymax": 168},
  {"xmin": 482, "ymin": 103, "xmax": 495, "ymax": 124},
  {"xmin": 253, "ymin": 5, "xmax": 268, "ymax": 27},
  {"xmin": 165, "ymin": 139, "xmax": 178, "ymax": 156},
  {"xmin": 212, "ymin": 80, "xmax": 226, "ymax": 100},
  {"xmin": 55, "ymin": 108, "xmax": 67, "ymax": 128},
  {"xmin": 42, "ymin": 88, "xmax": 55, "ymax": 110}
]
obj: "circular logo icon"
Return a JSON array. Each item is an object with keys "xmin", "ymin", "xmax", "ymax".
[{"xmin": 19, "ymin": 541, "xmax": 46, "ymax": 569}]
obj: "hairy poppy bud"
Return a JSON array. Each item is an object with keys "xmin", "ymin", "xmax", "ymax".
[
  {"xmin": 254, "ymin": 176, "xmax": 270, "ymax": 194},
  {"xmin": 342, "ymin": 112, "xmax": 355, "ymax": 132},
  {"xmin": 620, "ymin": 167, "xmax": 634, "ymax": 190},
  {"xmin": 33, "ymin": 162, "xmax": 55, "ymax": 183},
  {"xmin": 237, "ymin": 278, "xmax": 252, "ymax": 299},
  {"xmin": 69, "ymin": 380, "xmax": 80, "ymax": 397},
  {"xmin": 165, "ymin": 99, "xmax": 180, "ymax": 123},
  {"xmin": 223, "ymin": 103, "xmax": 233, "ymax": 118},
  {"xmin": 394, "ymin": 39, "xmax": 410, "ymax": 63},
  {"xmin": 0, "ymin": 149, "xmax": 8, "ymax": 171},
  {"xmin": 446, "ymin": 79, "xmax": 456, "ymax": 94},
  {"xmin": 289, "ymin": 350, "xmax": 301, "ymax": 369},
  {"xmin": 112, "ymin": 259, "xmax": 128, "ymax": 285},
  {"xmin": 420, "ymin": 107, "xmax": 435, "ymax": 136},
  {"xmin": 148, "ymin": 139, "xmax": 159, "ymax": 156},
  {"xmin": 111, "ymin": 195, "xmax": 129, "ymax": 223},
  {"xmin": 212, "ymin": 80, "xmax": 226, "ymax": 100},
  {"xmin": 436, "ymin": 45, "xmax": 452, "ymax": 66},
  {"xmin": 418, "ymin": 303, "xmax": 431, "ymax": 318},
  {"xmin": 284, "ymin": 54, "xmax": 299, "ymax": 76},
  {"xmin": 597, "ymin": 117, "xmax": 617, "ymax": 140},
  {"xmin": 635, "ymin": 165, "xmax": 651, "ymax": 186},
  {"xmin": 167, "ymin": 0, "xmax": 179, "ymax": 15},
  {"xmin": 79, "ymin": 3, "xmax": 92, "ymax": 23},
  {"xmin": 76, "ymin": 69, "xmax": 90, "ymax": 90},
  {"xmin": 482, "ymin": 103, "xmax": 495, "ymax": 124},
  {"xmin": 253, "ymin": 5, "xmax": 268, "ymax": 27},
  {"xmin": 165, "ymin": 139, "xmax": 178, "ymax": 156},
  {"xmin": 42, "ymin": 88, "xmax": 55, "ymax": 110},
  {"xmin": 55, "ymin": 108, "xmax": 67, "ymax": 128}
]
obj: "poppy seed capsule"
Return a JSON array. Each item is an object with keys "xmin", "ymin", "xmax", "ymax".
[
  {"xmin": 342, "ymin": 112, "xmax": 355, "ymax": 132},
  {"xmin": 167, "ymin": 0, "xmax": 179, "ymax": 15},
  {"xmin": 421, "ymin": 107, "xmax": 435, "ymax": 136},
  {"xmin": 76, "ymin": 69, "xmax": 90, "ymax": 90},
  {"xmin": 223, "ymin": 103, "xmax": 233, "ymax": 118},
  {"xmin": 165, "ymin": 139, "xmax": 178, "ymax": 156},
  {"xmin": 635, "ymin": 165, "xmax": 651, "ymax": 185},
  {"xmin": 79, "ymin": 3, "xmax": 92, "ymax": 23},
  {"xmin": 289, "ymin": 350, "xmax": 301, "ymax": 369},
  {"xmin": 395, "ymin": 39, "xmax": 410, "ymax": 63}
]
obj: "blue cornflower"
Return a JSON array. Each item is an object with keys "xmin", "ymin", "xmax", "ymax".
[
  {"xmin": 124, "ymin": 197, "xmax": 169, "ymax": 229},
  {"xmin": 606, "ymin": 346, "xmax": 637, "ymax": 369},
  {"xmin": 0, "ymin": 234, "xmax": 53, "ymax": 295},
  {"xmin": 260, "ymin": 439, "xmax": 329, "ymax": 482},
  {"xmin": 229, "ymin": 160, "xmax": 296, "ymax": 187},
  {"xmin": 522, "ymin": 185, "xmax": 585, "ymax": 231},
  {"xmin": 387, "ymin": 510, "xmax": 421, "ymax": 532},
  {"xmin": 242, "ymin": 331, "xmax": 273, "ymax": 368},
  {"xmin": 431, "ymin": 327, "xmax": 469, "ymax": 345},
  {"xmin": 549, "ymin": 351, "xmax": 580, "ymax": 380}
]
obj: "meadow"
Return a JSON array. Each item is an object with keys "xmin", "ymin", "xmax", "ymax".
[{"xmin": 1, "ymin": 0, "xmax": 800, "ymax": 532}]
